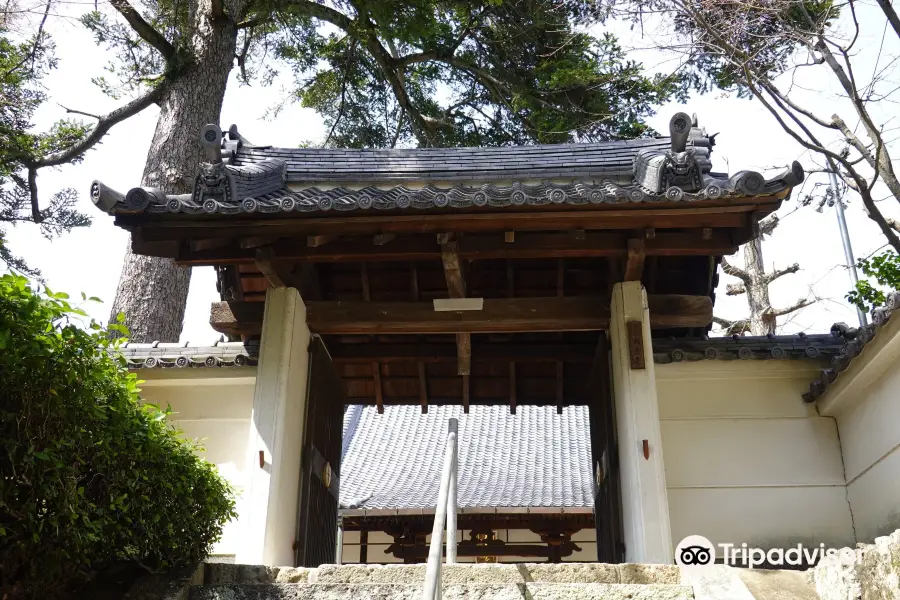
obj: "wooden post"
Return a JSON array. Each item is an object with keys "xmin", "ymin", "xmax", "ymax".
[{"xmin": 609, "ymin": 282, "xmax": 673, "ymax": 564}]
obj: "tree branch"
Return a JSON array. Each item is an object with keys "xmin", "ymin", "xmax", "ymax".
[
  {"xmin": 771, "ymin": 298, "xmax": 814, "ymax": 318},
  {"xmin": 33, "ymin": 84, "xmax": 165, "ymax": 169},
  {"xmin": 725, "ymin": 282, "xmax": 746, "ymax": 296},
  {"xmin": 874, "ymin": 0, "xmax": 900, "ymax": 40},
  {"xmin": 109, "ymin": 0, "xmax": 176, "ymax": 61},
  {"xmin": 759, "ymin": 214, "xmax": 780, "ymax": 236},
  {"xmin": 713, "ymin": 315, "xmax": 751, "ymax": 335},
  {"xmin": 765, "ymin": 263, "xmax": 800, "ymax": 284},
  {"xmin": 721, "ymin": 257, "xmax": 750, "ymax": 282}
]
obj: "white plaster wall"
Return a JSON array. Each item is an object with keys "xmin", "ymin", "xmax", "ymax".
[
  {"xmin": 818, "ymin": 318, "xmax": 900, "ymax": 542},
  {"xmin": 137, "ymin": 369, "xmax": 257, "ymax": 557},
  {"xmin": 339, "ymin": 527, "xmax": 597, "ymax": 564},
  {"xmin": 655, "ymin": 360, "xmax": 855, "ymax": 553}
]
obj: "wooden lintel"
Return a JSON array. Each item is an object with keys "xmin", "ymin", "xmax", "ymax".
[
  {"xmin": 373, "ymin": 362, "xmax": 384, "ymax": 414},
  {"xmin": 328, "ymin": 342, "xmax": 597, "ymax": 363},
  {"xmin": 176, "ymin": 231, "xmax": 739, "ymax": 266},
  {"xmin": 418, "ymin": 362, "xmax": 428, "ymax": 414},
  {"xmin": 209, "ymin": 295, "xmax": 713, "ymax": 336},
  {"xmin": 624, "ymin": 238, "xmax": 646, "ymax": 282}
]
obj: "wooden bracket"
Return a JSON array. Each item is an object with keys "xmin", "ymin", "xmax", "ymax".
[
  {"xmin": 626, "ymin": 320, "xmax": 646, "ymax": 370},
  {"xmin": 642, "ymin": 440, "xmax": 650, "ymax": 460},
  {"xmin": 259, "ymin": 450, "xmax": 265, "ymax": 469}
]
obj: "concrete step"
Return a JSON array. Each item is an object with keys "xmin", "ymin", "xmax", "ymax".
[{"xmin": 190, "ymin": 582, "xmax": 695, "ymax": 600}]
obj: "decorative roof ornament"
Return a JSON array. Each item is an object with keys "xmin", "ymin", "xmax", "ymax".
[{"xmin": 90, "ymin": 110, "xmax": 805, "ymax": 217}]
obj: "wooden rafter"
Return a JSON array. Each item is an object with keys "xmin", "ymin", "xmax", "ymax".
[
  {"xmin": 556, "ymin": 361, "xmax": 564, "ymax": 415},
  {"xmin": 210, "ymin": 295, "xmax": 714, "ymax": 336}
]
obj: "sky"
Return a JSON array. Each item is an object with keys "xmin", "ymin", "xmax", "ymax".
[{"xmin": 5, "ymin": 1, "xmax": 900, "ymax": 343}]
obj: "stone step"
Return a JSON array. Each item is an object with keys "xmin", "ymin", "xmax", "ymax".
[
  {"xmin": 735, "ymin": 568, "xmax": 819, "ymax": 600},
  {"xmin": 204, "ymin": 564, "xmax": 312, "ymax": 585},
  {"xmin": 190, "ymin": 582, "xmax": 695, "ymax": 600}
]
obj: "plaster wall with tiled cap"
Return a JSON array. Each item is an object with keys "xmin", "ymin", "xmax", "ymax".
[{"xmin": 814, "ymin": 293, "xmax": 900, "ymax": 542}]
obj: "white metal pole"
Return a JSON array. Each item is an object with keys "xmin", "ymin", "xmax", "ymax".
[
  {"xmin": 422, "ymin": 429, "xmax": 457, "ymax": 600},
  {"xmin": 828, "ymin": 167, "xmax": 868, "ymax": 327},
  {"xmin": 446, "ymin": 418, "xmax": 459, "ymax": 564},
  {"xmin": 335, "ymin": 518, "xmax": 344, "ymax": 565}
]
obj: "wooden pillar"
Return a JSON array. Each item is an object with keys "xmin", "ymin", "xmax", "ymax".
[
  {"xmin": 237, "ymin": 287, "xmax": 311, "ymax": 566},
  {"xmin": 609, "ymin": 281, "xmax": 674, "ymax": 564}
]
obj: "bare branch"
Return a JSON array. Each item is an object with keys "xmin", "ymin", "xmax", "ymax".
[
  {"xmin": 759, "ymin": 214, "xmax": 780, "ymax": 236},
  {"xmin": 765, "ymin": 263, "xmax": 800, "ymax": 284},
  {"xmin": 771, "ymin": 298, "xmax": 814, "ymax": 318},
  {"xmin": 109, "ymin": 0, "xmax": 176, "ymax": 61},
  {"xmin": 725, "ymin": 282, "xmax": 746, "ymax": 296},
  {"xmin": 712, "ymin": 315, "xmax": 751, "ymax": 335},
  {"xmin": 58, "ymin": 103, "xmax": 101, "ymax": 120},
  {"xmin": 721, "ymin": 257, "xmax": 750, "ymax": 282}
]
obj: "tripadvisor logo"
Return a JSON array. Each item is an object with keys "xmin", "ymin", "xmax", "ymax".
[{"xmin": 675, "ymin": 535, "xmax": 716, "ymax": 567}]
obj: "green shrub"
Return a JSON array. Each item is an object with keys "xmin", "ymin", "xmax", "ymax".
[{"xmin": 0, "ymin": 274, "xmax": 236, "ymax": 599}]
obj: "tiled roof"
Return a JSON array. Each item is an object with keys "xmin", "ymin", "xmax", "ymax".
[
  {"xmin": 339, "ymin": 405, "xmax": 594, "ymax": 510},
  {"xmin": 116, "ymin": 340, "xmax": 259, "ymax": 369},
  {"xmin": 803, "ymin": 292, "xmax": 900, "ymax": 402},
  {"xmin": 91, "ymin": 111, "xmax": 806, "ymax": 218},
  {"xmin": 652, "ymin": 332, "xmax": 845, "ymax": 364}
]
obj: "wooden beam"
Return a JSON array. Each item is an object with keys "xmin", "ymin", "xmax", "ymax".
[
  {"xmin": 373, "ymin": 362, "xmax": 384, "ymax": 414},
  {"xmin": 210, "ymin": 295, "xmax": 713, "ymax": 336},
  {"xmin": 624, "ymin": 238, "xmax": 646, "ymax": 282},
  {"xmin": 176, "ymin": 231, "xmax": 739, "ymax": 266},
  {"xmin": 418, "ymin": 362, "xmax": 428, "ymax": 414},
  {"xmin": 456, "ymin": 333, "xmax": 471, "ymax": 376},
  {"xmin": 136, "ymin": 204, "xmax": 764, "ymax": 244},
  {"xmin": 307, "ymin": 234, "xmax": 336, "ymax": 248},
  {"xmin": 328, "ymin": 342, "xmax": 597, "ymax": 363},
  {"xmin": 360, "ymin": 263, "xmax": 371, "ymax": 301},
  {"xmin": 374, "ymin": 233, "xmax": 396, "ymax": 246}
]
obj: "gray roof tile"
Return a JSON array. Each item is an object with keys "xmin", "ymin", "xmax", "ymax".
[{"xmin": 339, "ymin": 405, "xmax": 594, "ymax": 510}]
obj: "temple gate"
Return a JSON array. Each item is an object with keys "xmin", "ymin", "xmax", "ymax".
[{"xmin": 91, "ymin": 111, "xmax": 804, "ymax": 566}]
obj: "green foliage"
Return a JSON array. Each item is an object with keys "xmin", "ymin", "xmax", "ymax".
[
  {"xmin": 847, "ymin": 251, "xmax": 900, "ymax": 313},
  {"xmin": 0, "ymin": 25, "xmax": 91, "ymax": 276},
  {"xmin": 253, "ymin": 0, "xmax": 687, "ymax": 147},
  {"xmin": 0, "ymin": 275, "xmax": 236, "ymax": 599}
]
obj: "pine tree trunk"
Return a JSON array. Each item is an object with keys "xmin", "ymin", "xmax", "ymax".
[
  {"xmin": 744, "ymin": 238, "xmax": 775, "ymax": 336},
  {"xmin": 108, "ymin": 10, "xmax": 236, "ymax": 342}
]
